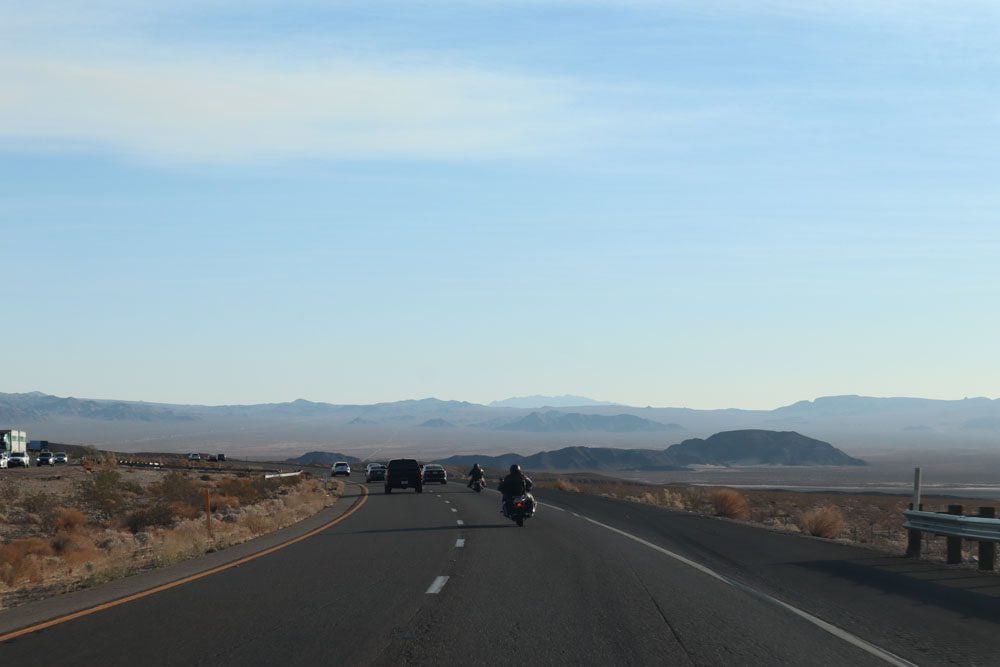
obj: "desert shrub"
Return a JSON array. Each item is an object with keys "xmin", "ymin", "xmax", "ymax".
[
  {"xmin": 170, "ymin": 500, "xmax": 203, "ymax": 520},
  {"xmin": 77, "ymin": 470, "xmax": 135, "ymax": 516},
  {"xmin": 216, "ymin": 476, "xmax": 286, "ymax": 505},
  {"xmin": 46, "ymin": 507, "xmax": 88, "ymax": 534},
  {"xmin": 56, "ymin": 534, "xmax": 101, "ymax": 570},
  {"xmin": 149, "ymin": 471, "xmax": 201, "ymax": 512},
  {"xmin": 554, "ymin": 478, "xmax": 580, "ymax": 493},
  {"xmin": 125, "ymin": 502, "xmax": 176, "ymax": 534},
  {"xmin": 241, "ymin": 512, "xmax": 272, "ymax": 536},
  {"xmin": 800, "ymin": 506, "xmax": 845, "ymax": 538},
  {"xmin": 209, "ymin": 494, "xmax": 240, "ymax": 511},
  {"xmin": 0, "ymin": 537, "xmax": 54, "ymax": 586},
  {"xmin": 710, "ymin": 489, "xmax": 750, "ymax": 520}
]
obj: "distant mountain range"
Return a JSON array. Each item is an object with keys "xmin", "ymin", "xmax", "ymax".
[
  {"xmin": 4, "ymin": 391, "xmax": 1000, "ymax": 456},
  {"xmin": 489, "ymin": 395, "xmax": 616, "ymax": 409},
  {"xmin": 439, "ymin": 430, "xmax": 864, "ymax": 471},
  {"xmin": 493, "ymin": 411, "xmax": 681, "ymax": 433}
]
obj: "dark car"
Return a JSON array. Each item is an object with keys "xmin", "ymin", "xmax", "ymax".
[
  {"xmin": 36, "ymin": 451, "xmax": 55, "ymax": 466},
  {"xmin": 421, "ymin": 464, "xmax": 447, "ymax": 484},
  {"xmin": 385, "ymin": 459, "xmax": 422, "ymax": 494}
]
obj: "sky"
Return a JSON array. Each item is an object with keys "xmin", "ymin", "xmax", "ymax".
[{"xmin": 2, "ymin": 0, "xmax": 999, "ymax": 410}]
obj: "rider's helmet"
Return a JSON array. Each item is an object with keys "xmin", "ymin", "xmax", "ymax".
[{"xmin": 510, "ymin": 463, "xmax": 521, "ymax": 475}]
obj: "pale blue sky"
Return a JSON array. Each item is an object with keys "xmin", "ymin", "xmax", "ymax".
[{"xmin": 2, "ymin": 1, "xmax": 999, "ymax": 409}]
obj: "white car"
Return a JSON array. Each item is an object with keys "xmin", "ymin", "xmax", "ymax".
[
  {"xmin": 331, "ymin": 462, "xmax": 351, "ymax": 476},
  {"xmin": 8, "ymin": 452, "xmax": 30, "ymax": 467},
  {"xmin": 0, "ymin": 452, "xmax": 8, "ymax": 468}
]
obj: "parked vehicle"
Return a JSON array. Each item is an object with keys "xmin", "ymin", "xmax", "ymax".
[
  {"xmin": 187, "ymin": 453, "xmax": 202, "ymax": 461},
  {"xmin": 208, "ymin": 454, "xmax": 218, "ymax": 462},
  {"xmin": 53, "ymin": 452, "xmax": 68, "ymax": 464},
  {"xmin": 8, "ymin": 452, "xmax": 30, "ymax": 467},
  {"xmin": 0, "ymin": 452, "xmax": 8, "ymax": 468},
  {"xmin": 503, "ymin": 494, "xmax": 537, "ymax": 527},
  {"xmin": 36, "ymin": 451, "xmax": 55, "ymax": 466},
  {"xmin": 216, "ymin": 453, "xmax": 226, "ymax": 462},
  {"xmin": 331, "ymin": 462, "xmax": 351, "ymax": 476},
  {"xmin": 384, "ymin": 459, "xmax": 422, "ymax": 494},
  {"xmin": 421, "ymin": 464, "xmax": 447, "ymax": 484},
  {"xmin": 365, "ymin": 464, "xmax": 386, "ymax": 482}
]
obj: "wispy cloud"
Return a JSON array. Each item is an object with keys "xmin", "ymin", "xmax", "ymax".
[
  {"xmin": 0, "ymin": 3, "xmax": 630, "ymax": 164},
  {"xmin": 1, "ymin": 54, "xmax": 596, "ymax": 164}
]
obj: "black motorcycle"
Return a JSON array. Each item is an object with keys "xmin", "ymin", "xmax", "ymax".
[
  {"xmin": 471, "ymin": 478, "xmax": 485, "ymax": 492},
  {"xmin": 503, "ymin": 493, "xmax": 536, "ymax": 527}
]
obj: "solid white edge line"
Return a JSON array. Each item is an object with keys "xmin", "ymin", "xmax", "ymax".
[
  {"xmin": 426, "ymin": 576, "xmax": 449, "ymax": 594},
  {"xmin": 580, "ymin": 516, "xmax": 917, "ymax": 667},
  {"xmin": 456, "ymin": 539, "xmax": 465, "ymax": 547}
]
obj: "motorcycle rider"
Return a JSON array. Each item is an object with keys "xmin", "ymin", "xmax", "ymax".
[
  {"xmin": 467, "ymin": 463, "xmax": 485, "ymax": 489},
  {"xmin": 498, "ymin": 463, "xmax": 534, "ymax": 516}
]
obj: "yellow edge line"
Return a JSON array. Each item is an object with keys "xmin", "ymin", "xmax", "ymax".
[{"xmin": 0, "ymin": 483, "xmax": 370, "ymax": 643}]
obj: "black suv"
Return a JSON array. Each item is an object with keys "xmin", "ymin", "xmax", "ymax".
[{"xmin": 385, "ymin": 459, "xmax": 423, "ymax": 494}]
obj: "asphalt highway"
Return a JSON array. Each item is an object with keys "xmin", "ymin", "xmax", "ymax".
[{"xmin": 4, "ymin": 479, "xmax": 1000, "ymax": 665}]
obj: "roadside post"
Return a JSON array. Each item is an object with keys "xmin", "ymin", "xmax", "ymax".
[
  {"xmin": 906, "ymin": 467, "xmax": 922, "ymax": 557},
  {"xmin": 947, "ymin": 505, "xmax": 964, "ymax": 564},
  {"xmin": 979, "ymin": 507, "xmax": 997, "ymax": 570}
]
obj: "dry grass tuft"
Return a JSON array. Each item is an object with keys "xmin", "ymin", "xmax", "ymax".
[
  {"xmin": 241, "ymin": 512, "xmax": 272, "ymax": 536},
  {"xmin": 0, "ymin": 538, "xmax": 55, "ymax": 586},
  {"xmin": 800, "ymin": 506, "xmax": 846, "ymax": 538},
  {"xmin": 710, "ymin": 489, "xmax": 750, "ymax": 520},
  {"xmin": 48, "ymin": 507, "xmax": 87, "ymax": 534}
]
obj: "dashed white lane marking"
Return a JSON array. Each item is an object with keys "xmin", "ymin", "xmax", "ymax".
[
  {"xmin": 580, "ymin": 516, "xmax": 916, "ymax": 667},
  {"xmin": 451, "ymin": 508, "xmax": 457, "ymax": 513},
  {"xmin": 444, "ymin": 500, "xmax": 451, "ymax": 504},
  {"xmin": 426, "ymin": 576, "xmax": 449, "ymax": 594},
  {"xmin": 456, "ymin": 539, "xmax": 465, "ymax": 547},
  {"xmin": 456, "ymin": 520, "xmax": 464, "ymax": 525}
]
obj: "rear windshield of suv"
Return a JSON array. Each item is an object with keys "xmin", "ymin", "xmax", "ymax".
[{"xmin": 387, "ymin": 459, "xmax": 419, "ymax": 470}]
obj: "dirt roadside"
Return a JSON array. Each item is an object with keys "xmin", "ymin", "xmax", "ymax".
[{"xmin": 0, "ymin": 462, "xmax": 339, "ymax": 610}]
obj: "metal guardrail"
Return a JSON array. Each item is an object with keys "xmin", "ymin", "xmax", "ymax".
[
  {"xmin": 903, "ymin": 510, "xmax": 1000, "ymax": 542},
  {"xmin": 264, "ymin": 471, "xmax": 302, "ymax": 480}
]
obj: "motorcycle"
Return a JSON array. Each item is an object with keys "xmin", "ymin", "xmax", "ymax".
[
  {"xmin": 471, "ymin": 478, "xmax": 485, "ymax": 492},
  {"xmin": 503, "ymin": 493, "xmax": 536, "ymax": 527}
]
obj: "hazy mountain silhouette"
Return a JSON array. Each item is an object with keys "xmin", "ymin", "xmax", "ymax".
[
  {"xmin": 664, "ymin": 430, "xmax": 865, "ymax": 466},
  {"xmin": 489, "ymin": 395, "xmax": 615, "ymax": 409},
  {"xmin": 493, "ymin": 411, "xmax": 680, "ymax": 433},
  {"xmin": 439, "ymin": 445, "xmax": 683, "ymax": 472},
  {"xmin": 418, "ymin": 419, "xmax": 456, "ymax": 428},
  {"xmin": 5, "ymin": 391, "xmax": 1000, "ymax": 455},
  {"xmin": 439, "ymin": 430, "xmax": 862, "ymax": 471},
  {"xmin": 286, "ymin": 451, "xmax": 361, "ymax": 465}
]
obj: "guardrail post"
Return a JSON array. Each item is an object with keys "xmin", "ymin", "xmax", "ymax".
[
  {"xmin": 947, "ymin": 505, "xmax": 964, "ymax": 564},
  {"xmin": 979, "ymin": 507, "xmax": 996, "ymax": 571},
  {"xmin": 906, "ymin": 502, "xmax": 923, "ymax": 557}
]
